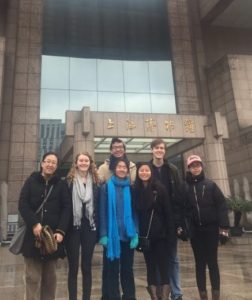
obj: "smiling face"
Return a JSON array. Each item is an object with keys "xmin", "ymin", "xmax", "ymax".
[
  {"xmin": 41, "ymin": 154, "xmax": 58, "ymax": 177},
  {"xmin": 76, "ymin": 154, "xmax": 90, "ymax": 173},
  {"xmin": 151, "ymin": 142, "xmax": 166, "ymax": 160},
  {"xmin": 110, "ymin": 141, "xmax": 125, "ymax": 158},
  {"xmin": 115, "ymin": 161, "xmax": 129, "ymax": 179},
  {"xmin": 138, "ymin": 164, "xmax": 152, "ymax": 182}
]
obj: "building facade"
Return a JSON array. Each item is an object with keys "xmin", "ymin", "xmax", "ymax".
[{"xmin": 0, "ymin": 0, "xmax": 252, "ymax": 229}]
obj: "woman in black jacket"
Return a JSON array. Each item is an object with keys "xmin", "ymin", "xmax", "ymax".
[
  {"xmin": 66, "ymin": 152, "xmax": 100, "ymax": 300},
  {"xmin": 18, "ymin": 151, "xmax": 71, "ymax": 300},
  {"xmin": 184, "ymin": 155, "xmax": 229, "ymax": 300},
  {"xmin": 133, "ymin": 162, "xmax": 174, "ymax": 300}
]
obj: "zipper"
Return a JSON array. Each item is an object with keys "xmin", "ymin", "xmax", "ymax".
[
  {"xmin": 193, "ymin": 184, "xmax": 205, "ymax": 226},
  {"xmin": 41, "ymin": 180, "xmax": 48, "ymax": 221}
]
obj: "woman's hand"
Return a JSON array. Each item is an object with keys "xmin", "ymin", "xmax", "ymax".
[{"xmin": 33, "ymin": 223, "xmax": 42, "ymax": 238}]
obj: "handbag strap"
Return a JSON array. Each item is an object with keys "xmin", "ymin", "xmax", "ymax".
[
  {"xmin": 35, "ymin": 185, "xmax": 54, "ymax": 214},
  {"xmin": 145, "ymin": 191, "xmax": 157, "ymax": 238}
]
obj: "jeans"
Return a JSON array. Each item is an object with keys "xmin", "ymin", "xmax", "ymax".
[
  {"xmin": 167, "ymin": 238, "xmax": 183, "ymax": 300},
  {"xmin": 66, "ymin": 217, "xmax": 97, "ymax": 300},
  {"xmin": 102, "ymin": 241, "xmax": 136, "ymax": 300},
  {"xmin": 24, "ymin": 257, "xmax": 57, "ymax": 300}
]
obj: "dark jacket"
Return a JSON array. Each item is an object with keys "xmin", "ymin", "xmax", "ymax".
[
  {"xmin": 67, "ymin": 181, "xmax": 100, "ymax": 240},
  {"xmin": 184, "ymin": 171, "xmax": 229, "ymax": 232},
  {"xmin": 18, "ymin": 172, "xmax": 71, "ymax": 259},
  {"xmin": 132, "ymin": 180, "xmax": 174, "ymax": 241},
  {"xmin": 150, "ymin": 159, "xmax": 183, "ymax": 228}
]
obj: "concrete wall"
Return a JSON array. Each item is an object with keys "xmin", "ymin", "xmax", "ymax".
[
  {"xmin": 199, "ymin": 0, "xmax": 220, "ymax": 19},
  {"xmin": 207, "ymin": 56, "xmax": 252, "ymax": 197}
]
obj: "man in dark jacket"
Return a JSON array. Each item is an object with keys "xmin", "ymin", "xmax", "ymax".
[
  {"xmin": 18, "ymin": 151, "xmax": 71, "ymax": 300},
  {"xmin": 150, "ymin": 139, "xmax": 183, "ymax": 300}
]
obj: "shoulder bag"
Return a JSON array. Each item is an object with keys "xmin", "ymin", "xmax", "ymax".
[{"xmin": 9, "ymin": 185, "xmax": 54, "ymax": 255}]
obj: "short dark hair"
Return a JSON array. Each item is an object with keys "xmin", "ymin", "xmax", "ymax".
[
  {"xmin": 42, "ymin": 151, "xmax": 59, "ymax": 164},
  {"xmin": 150, "ymin": 139, "xmax": 166, "ymax": 150},
  {"xmin": 110, "ymin": 137, "xmax": 126, "ymax": 150}
]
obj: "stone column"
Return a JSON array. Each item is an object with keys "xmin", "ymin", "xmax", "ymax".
[
  {"xmin": 0, "ymin": 37, "xmax": 5, "ymax": 124},
  {"xmin": 203, "ymin": 125, "xmax": 230, "ymax": 196},
  {"xmin": 73, "ymin": 122, "xmax": 94, "ymax": 159},
  {"xmin": 0, "ymin": 0, "xmax": 43, "ymax": 213}
]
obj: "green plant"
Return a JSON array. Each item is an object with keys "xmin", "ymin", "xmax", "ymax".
[{"xmin": 226, "ymin": 196, "xmax": 252, "ymax": 213}]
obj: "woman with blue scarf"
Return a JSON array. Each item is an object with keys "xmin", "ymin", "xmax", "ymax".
[{"xmin": 99, "ymin": 158, "xmax": 138, "ymax": 300}]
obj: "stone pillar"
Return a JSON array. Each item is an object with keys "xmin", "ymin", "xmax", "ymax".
[
  {"xmin": 0, "ymin": 0, "xmax": 43, "ymax": 213},
  {"xmin": 0, "ymin": 37, "xmax": 5, "ymax": 124},
  {"xmin": 203, "ymin": 125, "xmax": 230, "ymax": 196},
  {"xmin": 73, "ymin": 122, "xmax": 94, "ymax": 159},
  {"xmin": 0, "ymin": 181, "xmax": 8, "ymax": 241}
]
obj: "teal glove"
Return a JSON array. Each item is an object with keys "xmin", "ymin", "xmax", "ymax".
[
  {"xmin": 99, "ymin": 236, "xmax": 108, "ymax": 247},
  {"xmin": 130, "ymin": 234, "xmax": 139, "ymax": 249}
]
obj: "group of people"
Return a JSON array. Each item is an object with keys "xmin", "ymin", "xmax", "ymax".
[{"xmin": 17, "ymin": 137, "xmax": 229, "ymax": 300}]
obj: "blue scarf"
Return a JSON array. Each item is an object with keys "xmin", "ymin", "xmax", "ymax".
[{"xmin": 107, "ymin": 175, "xmax": 136, "ymax": 260}]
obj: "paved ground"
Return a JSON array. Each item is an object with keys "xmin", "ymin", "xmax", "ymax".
[{"xmin": 1, "ymin": 237, "xmax": 252, "ymax": 299}]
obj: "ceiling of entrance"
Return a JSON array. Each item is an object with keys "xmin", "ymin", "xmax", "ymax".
[
  {"xmin": 94, "ymin": 137, "xmax": 182, "ymax": 154},
  {"xmin": 212, "ymin": 0, "xmax": 252, "ymax": 29}
]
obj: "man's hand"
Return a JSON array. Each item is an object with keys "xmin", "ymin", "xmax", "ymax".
[{"xmin": 54, "ymin": 233, "xmax": 64, "ymax": 243}]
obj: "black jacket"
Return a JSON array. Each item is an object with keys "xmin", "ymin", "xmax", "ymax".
[
  {"xmin": 184, "ymin": 171, "xmax": 229, "ymax": 232},
  {"xmin": 150, "ymin": 159, "xmax": 184, "ymax": 228},
  {"xmin": 133, "ymin": 180, "xmax": 174, "ymax": 241},
  {"xmin": 18, "ymin": 172, "xmax": 71, "ymax": 259}
]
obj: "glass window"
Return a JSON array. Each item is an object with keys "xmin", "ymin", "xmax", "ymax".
[
  {"xmin": 125, "ymin": 93, "xmax": 151, "ymax": 113},
  {"xmin": 151, "ymin": 94, "xmax": 176, "ymax": 114},
  {"xmin": 149, "ymin": 61, "xmax": 174, "ymax": 94},
  {"xmin": 70, "ymin": 91, "xmax": 98, "ymax": 111},
  {"xmin": 98, "ymin": 92, "xmax": 124, "ymax": 112},
  {"xmin": 70, "ymin": 58, "xmax": 97, "ymax": 91},
  {"xmin": 123, "ymin": 61, "xmax": 150, "ymax": 93},
  {"xmin": 40, "ymin": 89, "xmax": 69, "ymax": 122},
  {"xmin": 41, "ymin": 56, "xmax": 69, "ymax": 89},
  {"xmin": 97, "ymin": 60, "xmax": 124, "ymax": 92}
]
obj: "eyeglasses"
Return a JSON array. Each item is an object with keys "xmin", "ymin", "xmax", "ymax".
[
  {"xmin": 112, "ymin": 146, "xmax": 124, "ymax": 150},
  {"xmin": 43, "ymin": 160, "xmax": 57, "ymax": 166}
]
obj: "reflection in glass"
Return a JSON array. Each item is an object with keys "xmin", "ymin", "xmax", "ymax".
[
  {"xmin": 70, "ymin": 91, "xmax": 98, "ymax": 111},
  {"xmin": 40, "ymin": 89, "xmax": 69, "ymax": 122},
  {"xmin": 125, "ymin": 93, "xmax": 151, "ymax": 113},
  {"xmin": 70, "ymin": 58, "xmax": 97, "ymax": 91},
  {"xmin": 149, "ymin": 61, "xmax": 174, "ymax": 94},
  {"xmin": 123, "ymin": 61, "xmax": 150, "ymax": 93},
  {"xmin": 98, "ymin": 92, "xmax": 124, "ymax": 112},
  {"xmin": 97, "ymin": 60, "xmax": 124, "ymax": 92},
  {"xmin": 151, "ymin": 94, "xmax": 176, "ymax": 114},
  {"xmin": 41, "ymin": 56, "xmax": 69, "ymax": 89}
]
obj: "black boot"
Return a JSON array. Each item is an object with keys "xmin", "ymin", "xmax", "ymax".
[
  {"xmin": 160, "ymin": 284, "xmax": 170, "ymax": 300},
  {"xmin": 211, "ymin": 289, "xmax": 220, "ymax": 300},
  {"xmin": 146, "ymin": 285, "xmax": 158, "ymax": 300},
  {"xmin": 198, "ymin": 290, "xmax": 208, "ymax": 300}
]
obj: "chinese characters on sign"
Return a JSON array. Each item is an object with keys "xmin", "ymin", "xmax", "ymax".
[
  {"xmin": 106, "ymin": 117, "xmax": 197, "ymax": 134},
  {"xmin": 107, "ymin": 118, "xmax": 114, "ymax": 129},
  {"xmin": 145, "ymin": 118, "xmax": 156, "ymax": 132},
  {"xmin": 184, "ymin": 119, "xmax": 196, "ymax": 133},
  {"xmin": 126, "ymin": 119, "xmax": 136, "ymax": 130},
  {"xmin": 164, "ymin": 120, "xmax": 175, "ymax": 132}
]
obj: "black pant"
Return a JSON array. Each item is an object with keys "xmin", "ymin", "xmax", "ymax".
[
  {"xmin": 190, "ymin": 227, "xmax": 220, "ymax": 291},
  {"xmin": 102, "ymin": 241, "xmax": 136, "ymax": 300},
  {"xmin": 66, "ymin": 217, "xmax": 97, "ymax": 300},
  {"xmin": 143, "ymin": 239, "xmax": 169, "ymax": 286}
]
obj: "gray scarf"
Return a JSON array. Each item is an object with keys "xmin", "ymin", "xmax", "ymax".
[{"xmin": 72, "ymin": 172, "xmax": 95, "ymax": 229}]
